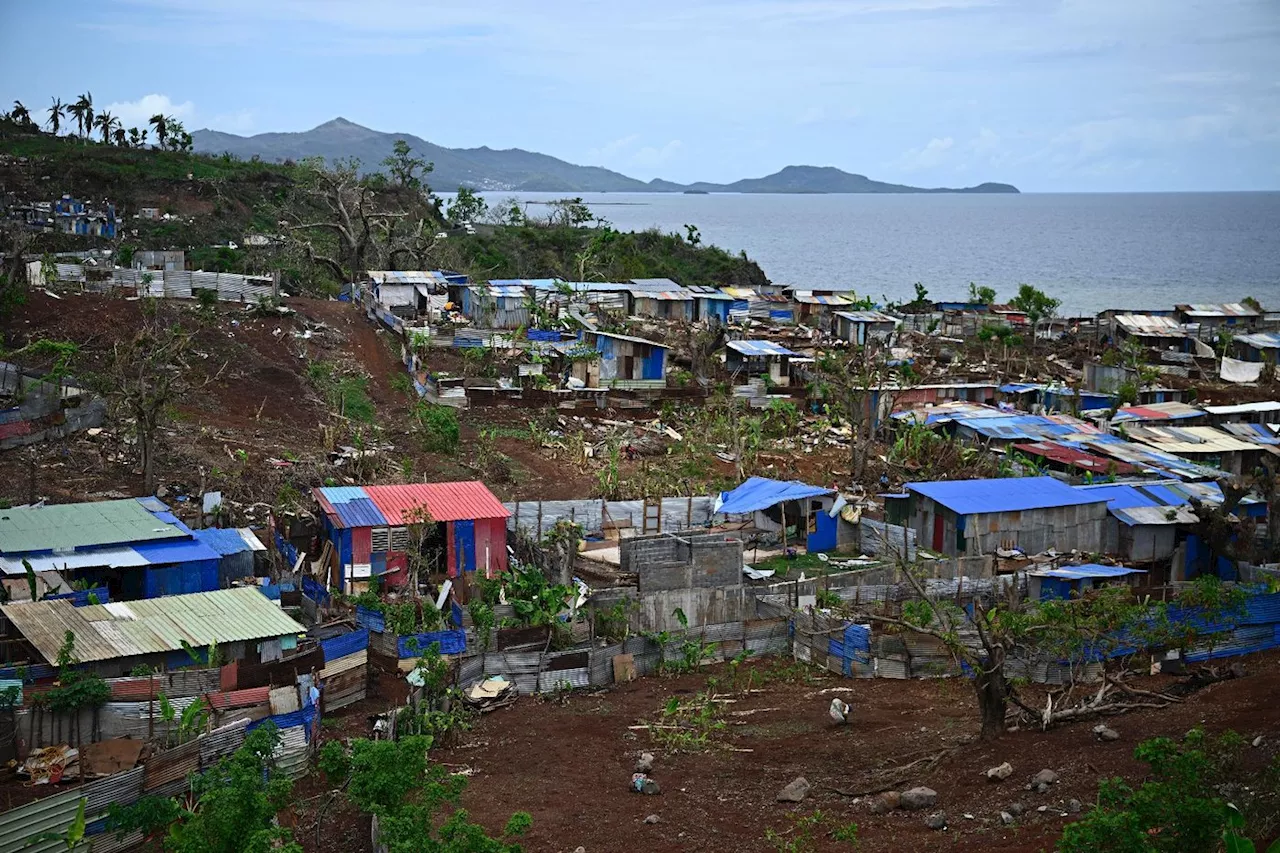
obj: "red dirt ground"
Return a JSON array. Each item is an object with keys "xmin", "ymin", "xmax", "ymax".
[{"xmin": 297, "ymin": 650, "xmax": 1280, "ymax": 853}]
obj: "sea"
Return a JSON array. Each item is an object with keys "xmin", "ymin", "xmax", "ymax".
[{"xmin": 475, "ymin": 191, "xmax": 1280, "ymax": 317}]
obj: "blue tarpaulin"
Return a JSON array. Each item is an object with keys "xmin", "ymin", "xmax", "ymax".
[
  {"xmin": 717, "ymin": 477, "xmax": 833, "ymax": 515},
  {"xmin": 320, "ymin": 628, "xmax": 369, "ymax": 662},
  {"xmin": 46, "ymin": 587, "xmax": 109, "ymax": 607},
  {"xmin": 398, "ymin": 629, "xmax": 466, "ymax": 657}
]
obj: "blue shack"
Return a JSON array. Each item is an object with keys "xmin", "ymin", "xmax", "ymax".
[
  {"xmin": 0, "ymin": 497, "xmax": 222, "ymax": 600},
  {"xmin": 571, "ymin": 330, "xmax": 669, "ymax": 389},
  {"xmin": 716, "ymin": 476, "xmax": 853, "ymax": 554},
  {"xmin": 1028, "ymin": 564, "xmax": 1147, "ymax": 601}
]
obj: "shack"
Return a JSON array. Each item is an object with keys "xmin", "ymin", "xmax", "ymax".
[
  {"xmin": 789, "ymin": 292, "xmax": 854, "ymax": 325},
  {"xmin": 715, "ymin": 477, "xmax": 850, "ymax": 554},
  {"xmin": 630, "ymin": 279, "xmax": 694, "ymax": 322},
  {"xmin": 571, "ymin": 330, "xmax": 669, "ymax": 389},
  {"xmin": 1125, "ymin": 425, "xmax": 1271, "ymax": 477},
  {"xmin": 1110, "ymin": 314, "xmax": 1190, "ymax": 350},
  {"xmin": 0, "ymin": 586, "xmax": 305, "ymax": 676},
  {"xmin": 0, "ymin": 498, "xmax": 222, "ymax": 600},
  {"xmin": 1027, "ymin": 564, "xmax": 1147, "ymax": 602},
  {"xmin": 903, "ymin": 477, "xmax": 1109, "ymax": 557},
  {"xmin": 831, "ymin": 310, "xmax": 899, "ymax": 346},
  {"xmin": 313, "ymin": 482, "xmax": 510, "ymax": 592},
  {"xmin": 723, "ymin": 288, "xmax": 794, "ymax": 324},
  {"xmin": 725, "ymin": 340, "xmax": 800, "ymax": 386},
  {"xmin": 1074, "ymin": 482, "xmax": 1199, "ymax": 568},
  {"xmin": 462, "ymin": 283, "xmax": 530, "ymax": 329},
  {"xmin": 1233, "ymin": 332, "xmax": 1280, "ymax": 363},
  {"xmin": 368, "ymin": 270, "xmax": 461, "ymax": 318},
  {"xmin": 1175, "ymin": 303, "xmax": 1263, "ymax": 332},
  {"xmin": 687, "ymin": 286, "xmax": 734, "ymax": 324}
]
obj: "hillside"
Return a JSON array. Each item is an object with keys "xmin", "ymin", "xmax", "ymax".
[
  {"xmin": 0, "ymin": 128, "xmax": 769, "ymax": 295},
  {"xmin": 191, "ymin": 118, "xmax": 1019, "ymax": 194}
]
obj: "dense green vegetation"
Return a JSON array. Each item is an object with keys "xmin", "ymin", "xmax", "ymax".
[{"xmin": 1, "ymin": 123, "xmax": 769, "ymax": 296}]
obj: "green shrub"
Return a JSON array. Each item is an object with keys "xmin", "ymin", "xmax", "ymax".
[{"xmin": 415, "ymin": 402, "xmax": 460, "ymax": 453}]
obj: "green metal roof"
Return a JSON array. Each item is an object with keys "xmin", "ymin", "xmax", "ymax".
[
  {"xmin": 1, "ymin": 586, "xmax": 306, "ymax": 664},
  {"xmin": 0, "ymin": 499, "xmax": 186, "ymax": 554}
]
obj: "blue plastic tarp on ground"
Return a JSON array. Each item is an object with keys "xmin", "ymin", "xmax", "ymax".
[{"xmin": 717, "ymin": 477, "xmax": 833, "ymax": 515}]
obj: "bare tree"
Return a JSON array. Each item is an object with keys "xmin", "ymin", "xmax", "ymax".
[{"xmin": 101, "ymin": 300, "xmax": 220, "ymax": 494}]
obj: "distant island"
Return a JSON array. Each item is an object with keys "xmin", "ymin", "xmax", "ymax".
[{"xmin": 191, "ymin": 118, "xmax": 1019, "ymax": 195}]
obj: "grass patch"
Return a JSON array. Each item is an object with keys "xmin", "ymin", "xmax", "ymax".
[
  {"xmin": 749, "ymin": 551, "xmax": 833, "ymax": 578},
  {"xmin": 307, "ymin": 360, "xmax": 376, "ymax": 423}
]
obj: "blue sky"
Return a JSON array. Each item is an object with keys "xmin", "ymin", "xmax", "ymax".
[{"xmin": 2, "ymin": 0, "xmax": 1278, "ymax": 191}]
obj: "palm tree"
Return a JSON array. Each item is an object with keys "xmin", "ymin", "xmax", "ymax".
[
  {"xmin": 10, "ymin": 100, "xmax": 32, "ymax": 126},
  {"xmin": 112, "ymin": 125, "xmax": 127, "ymax": 147},
  {"xmin": 94, "ymin": 110, "xmax": 114, "ymax": 144},
  {"xmin": 149, "ymin": 113, "xmax": 168, "ymax": 148},
  {"xmin": 46, "ymin": 98, "xmax": 64, "ymax": 134},
  {"xmin": 128, "ymin": 127, "xmax": 142, "ymax": 148},
  {"xmin": 72, "ymin": 92, "xmax": 93, "ymax": 137}
]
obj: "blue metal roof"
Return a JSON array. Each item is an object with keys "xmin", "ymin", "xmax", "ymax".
[
  {"xmin": 906, "ymin": 476, "xmax": 1108, "ymax": 515},
  {"xmin": 1034, "ymin": 563, "xmax": 1146, "ymax": 580},
  {"xmin": 718, "ymin": 477, "xmax": 834, "ymax": 515},
  {"xmin": 727, "ymin": 340, "xmax": 800, "ymax": 357},
  {"xmin": 192, "ymin": 528, "xmax": 257, "ymax": 557},
  {"xmin": 333, "ymin": 497, "xmax": 386, "ymax": 528},
  {"xmin": 1000, "ymin": 383, "xmax": 1041, "ymax": 394},
  {"xmin": 130, "ymin": 536, "xmax": 220, "ymax": 565},
  {"xmin": 1073, "ymin": 484, "xmax": 1159, "ymax": 510}
]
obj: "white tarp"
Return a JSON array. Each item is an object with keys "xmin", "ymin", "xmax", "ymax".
[{"xmin": 1221, "ymin": 356, "xmax": 1264, "ymax": 384}]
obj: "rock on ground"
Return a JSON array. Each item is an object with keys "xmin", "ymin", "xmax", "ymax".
[
  {"xmin": 986, "ymin": 761, "xmax": 1013, "ymax": 781},
  {"xmin": 644, "ymin": 814, "xmax": 660, "ymax": 825},
  {"xmin": 868, "ymin": 791, "xmax": 900, "ymax": 814},
  {"xmin": 776, "ymin": 777, "xmax": 811, "ymax": 803},
  {"xmin": 1092, "ymin": 725, "xmax": 1120, "ymax": 742},
  {"xmin": 1008, "ymin": 802, "xmax": 1025, "ymax": 817},
  {"xmin": 636, "ymin": 752, "xmax": 655, "ymax": 773},
  {"xmin": 1000, "ymin": 811, "xmax": 1015, "ymax": 826},
  {"xmin": 925, "ymin": 812, "xmax": 947, "ymax": 830},
  {"xmin": 1032, "ymin": 769, "xmax": 1059, "ymax": 787},
  {"xmin": 900, "ymin": 787, "xmax": 938, "ymax": 811}
]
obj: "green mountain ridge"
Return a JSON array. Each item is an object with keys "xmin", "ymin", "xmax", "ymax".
[{"xmin": 190, "ymin": 118, "xmax": 1019, "ymax": 195}]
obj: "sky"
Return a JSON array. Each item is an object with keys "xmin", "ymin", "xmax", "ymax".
[{"xmin": 2, "ymin": 0, "xmax": 1278, "ymax": 192}]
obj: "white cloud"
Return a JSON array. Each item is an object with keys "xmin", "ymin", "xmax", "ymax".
[
  {"xmin": 587, "ymin": 134, "xmax": 639, "ymax": 161},
  {"xmin": 631, "ymin": 139, "xmax": 683, "ymax": 168},
  {"xmin": 102, "ymin": 93, "xmax": 194, "ymax": 129},
  {"xmin": 896, "ymin": 136, "xmax": 954, "ymax": 171}
]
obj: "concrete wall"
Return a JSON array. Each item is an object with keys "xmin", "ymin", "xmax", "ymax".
[
  {"xmin": 621, "ymin": 531, "xmax": 744, "ymax": 592},
  {"xmin": 591, "ymin": 585, "xmax": 750, "ymax": 632}
]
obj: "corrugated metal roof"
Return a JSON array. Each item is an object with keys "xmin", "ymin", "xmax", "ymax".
[
  {"xmin": 906, "ymin": 476, "xmax": 1109, "ymax": 515},
  {"xmin": 1111, "ymin": 505, "xmax": 1199, "ymax": 526},
  {"xmin": 364, "ymin": 482, "xmax": 510, "ymax": 524},
  {"xmin": 1204, "ymin": 401, "xmax": 1280, "ymax": 415},
  {"xmin": 629, "ymin": 288, "xmax": 693, "ymax": 301},
  {"xmin": 1013, "ymin": 441, "xmax": 1137, "ymax": 474},
  {"xmin": 726, "ymin": 340, "xmax": 800, "ymax": 357},
  {"xmin": 834, "ymin": 310, "xmax": 899, "ymax": 324},
  {"xmin": 1111, "ymin": 402, "xmax": 1204, "ymax": 423},
  {"xmin": 1127, "ymin": 425, "xmax": 1261, "ymax": 454},
  {"xmin": 0, "ymin": 545, "xmax": 151, "ymax": 576},
  {"xmin": 368, "ymin": 270, "xmax": 453, "ymax": 285},
  {"xmin": 490, "ymin": 278, "xmax": 556, "ymax": 288},
  {"xmin": 1, "ymin": 587, "xmax": 303, "ymax": 664},
  {"xmin": 470, "ymin": 284, "xmax": 528, "ymax": 298},
  {"xmin": 131, "ymin": 536, "xmax": 220, "ymax": 565},
  {"xmin": 1235, "ymin": 332, "xmax": 1280, "ymax": 351},
  {"xmin": 792, "ymin": 292, "xmax": 853, "ymax": 305},
  {"xmin": 1114, "ymin": 314, "xmax": 1188, "ymax": 337},
  {"xmin": 1073, "ymin": 483, "xmax": 1161, "ymax": 510},
  {"xmin": 0, "ymin": 498, "xmax": 186, "ymax": 555},
  {"xmin": 1063, "ymin": 435, "xmax": 1221, "ymax": 481},
  {"xmin": 1176, "ymin": 302, "xmax": 1263, "ymax": 318},
  {"xmin": 192, "ymin": 527, "xmax": 259, "ymax": 557},
  {"xmin": 685, "ymin": 285, "xmax": 734, "ymax": 299},
  {"xmin": 314, "ymin": 488, "xmax": 386, "ymax": 528},
  {"xmin": 1221, "ymin": 423, "xmax": 1280, "ymax": 445},
  {"xmin": 630, "ymin": 277, "xmax": 682, "ymax": 289}
]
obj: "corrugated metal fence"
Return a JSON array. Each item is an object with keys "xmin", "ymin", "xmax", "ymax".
[{"xmin": 504, "ymin": 496, "xmax": 717, "ymax": 537}]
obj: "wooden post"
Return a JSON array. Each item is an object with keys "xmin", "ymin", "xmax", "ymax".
[{"xmin": 536, "ymin": 501, "xmax": 543, "ymax": 538}]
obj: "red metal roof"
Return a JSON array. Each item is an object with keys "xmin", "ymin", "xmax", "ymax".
[
  {"xmin": 203, "ymin": 686, "xmax": 272, "ymax": 710},
  {"xmin": 362, "ymin": 482, "xmax": 510, "ymax": 524},
  {"xmin": 1013, "ymin": 441, "xmax": 1138, "ymax": 475}
]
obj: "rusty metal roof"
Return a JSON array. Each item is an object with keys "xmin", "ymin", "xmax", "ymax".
[
  {"xmin": 1176, "ymin": 303, "xmax": 1263, "ymax": 318},
  {"xmin": 1, "ymin": 587, "xmax": 304, "ymax": 665}
]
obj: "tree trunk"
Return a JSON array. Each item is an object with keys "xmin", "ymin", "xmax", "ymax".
[{"xmin": 975, "ymin": 666, "xmax": 1008, "ymax": 740}]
